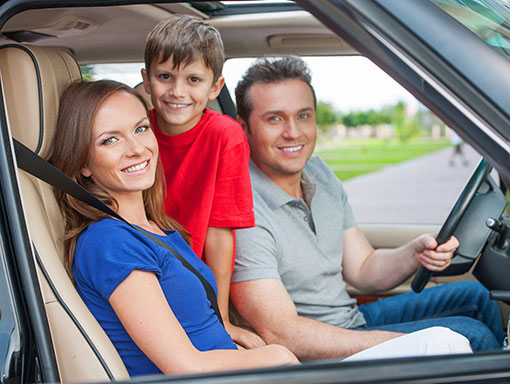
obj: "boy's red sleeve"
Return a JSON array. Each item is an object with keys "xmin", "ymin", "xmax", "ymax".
[{"xmin": 208, "ymin": 125, "xmax": 255, "ymax": 230}]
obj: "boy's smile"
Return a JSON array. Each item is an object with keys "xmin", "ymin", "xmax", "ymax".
[{"xmin": 142, "ymin": 57, "xmax": 224, "ymax": 135}]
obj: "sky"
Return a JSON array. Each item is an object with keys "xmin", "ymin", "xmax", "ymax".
[{"xmin": 93, "ymin": 55, "xmax": 419, "ymax": 113}]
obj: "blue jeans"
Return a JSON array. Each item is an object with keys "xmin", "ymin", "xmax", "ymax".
[{"xmin": 357, "ymin": 281, "xmax": 504, "ymax": 351}]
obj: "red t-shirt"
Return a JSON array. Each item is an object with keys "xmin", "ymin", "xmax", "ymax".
[{"xmin": 149, "ymin": 108, "xmax": 255, "ymax": 259}]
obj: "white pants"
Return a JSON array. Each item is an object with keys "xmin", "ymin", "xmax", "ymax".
[{"xmin": 344, "ymin": 327, "xmax": 472, "ymax": 361}]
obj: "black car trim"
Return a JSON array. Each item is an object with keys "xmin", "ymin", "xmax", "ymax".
[
  {"xmin": 0, "ymin": 44, "xmax": 43, "ymax": 155},
  {"xmin": 33, "ymin": 247, "xmax": 117, "ymax": 381},
  {"xmin": 197, "ymin": 2, "xmax": 303, "ymax": 17}
]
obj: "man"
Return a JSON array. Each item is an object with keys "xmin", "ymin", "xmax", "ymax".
[{"xmin": 230, "ymin": 56, "xmax": 503, "ymax": 360}]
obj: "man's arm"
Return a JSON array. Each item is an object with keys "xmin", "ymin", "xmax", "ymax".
[
  {"xmin": 230, "ymin": 278, "xmax": 403, "ymax": 361},
  {"xmin": 342, "ymin": 225, "xmax": 459, "ymax": 293}
]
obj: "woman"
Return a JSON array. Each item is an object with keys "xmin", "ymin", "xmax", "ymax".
[{"xmin": 50, "ymin": 80, "xmax": 298, "ymax": 376}]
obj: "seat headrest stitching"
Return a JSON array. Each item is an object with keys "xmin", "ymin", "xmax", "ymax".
[{"xmin": 1, "ymin": 44, "xmax": 45, "ymax": 155}]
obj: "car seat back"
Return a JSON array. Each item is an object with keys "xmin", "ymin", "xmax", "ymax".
[{"xmin": 0, "ymin": 44, "xmax": 129, "ymax": 383}]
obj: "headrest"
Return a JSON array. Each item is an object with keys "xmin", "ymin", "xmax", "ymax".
[{"xmin": 0, "ymin": 44, "xmax": 82, "ymax": 159}]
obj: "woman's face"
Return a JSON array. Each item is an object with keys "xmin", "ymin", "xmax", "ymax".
[{"xmin": 81, "ymin": 91, "xmax": 158, "ymax": 204}]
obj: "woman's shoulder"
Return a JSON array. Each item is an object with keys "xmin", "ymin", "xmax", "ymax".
[
  {"xmin": 77, "ymin": 218, "xmax": 149, "ymax": 252},
  {"xmin": 80, "ymin": 218, "xmax": 132, "ymax": 238}
]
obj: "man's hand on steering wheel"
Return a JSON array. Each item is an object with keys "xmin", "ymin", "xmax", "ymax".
[{"xmin": 414, "ymin": 234, "xmax": 459, "ymax": 272}]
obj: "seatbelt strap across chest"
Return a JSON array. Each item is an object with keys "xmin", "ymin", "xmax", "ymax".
[{"xmin": 14, "ymin": 139, "xmax": 224, "ymax": 326}]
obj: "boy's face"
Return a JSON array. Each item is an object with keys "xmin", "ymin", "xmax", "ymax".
[{"xmin": 142, "ymin": 57, "xmax": 224, "ymax": 135}]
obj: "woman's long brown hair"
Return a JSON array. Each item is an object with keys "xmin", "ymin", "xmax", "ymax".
[{"xmin": 50, "ymin": 80, "xmax": 189, "ymax": 282}]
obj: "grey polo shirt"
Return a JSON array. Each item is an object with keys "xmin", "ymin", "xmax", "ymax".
[{"xmin": 233, "ymin": 156, "xmax": 366, "ymax": 329}]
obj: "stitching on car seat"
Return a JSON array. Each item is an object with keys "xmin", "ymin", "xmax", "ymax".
[{"xmin": 0, "ymin": 44, "xmax": 44, "ymax": 155}]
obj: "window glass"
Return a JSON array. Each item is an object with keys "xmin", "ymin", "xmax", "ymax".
[{"xmin": 431, "ymin": 0, "xmax": 510, "ymax": 59}]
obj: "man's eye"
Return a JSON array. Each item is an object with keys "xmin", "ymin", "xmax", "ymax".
[
  {"xmin": 298, "ymin": 113, "xmax": 311, "ymax": 120},
  {"xmin": 102, "ymin": 137, "xmax": 118, "ymax": 145},
  {"xmin": 268, "ymin": 116, "xmax": 281, "ymax": 122},
  {"xmin": 135, "ymin": 125, "xmax": 148, "ymax": 134}
]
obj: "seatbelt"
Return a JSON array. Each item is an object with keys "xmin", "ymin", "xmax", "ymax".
[
  {"xmin": 217, "ymin": 86, "xmax": 237, "ymax": 120},
  {"xmin": 14, "ymin": 139, "xmax": 224, "ymax": 327}
]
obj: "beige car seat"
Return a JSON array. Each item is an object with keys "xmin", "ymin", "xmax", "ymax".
[{"xmin": 0, "ymin": 44, "xmax": 129, "ymax": 383}]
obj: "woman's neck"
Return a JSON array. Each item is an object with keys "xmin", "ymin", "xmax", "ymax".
[{"xmin": 115, "ymin": 194, "xmax": 163, "ymax": 235}]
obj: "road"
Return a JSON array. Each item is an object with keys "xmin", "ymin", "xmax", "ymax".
[{"xmin": 343, "ymin": 144, "xmax": 483, "ymax": 224}]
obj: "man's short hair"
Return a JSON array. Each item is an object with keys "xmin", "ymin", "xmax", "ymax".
[
  {"xmin": 144, "ymin": 14, "xmax": 224, "ymax": 82},
  {"xmin": 235, "ymin": 56, "xmax": 317, "ymax": 127}
]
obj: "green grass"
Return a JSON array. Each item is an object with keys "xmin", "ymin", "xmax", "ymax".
[{"xmin": 315, "ymin": 138, "xmax": 450, "ymax": 181}]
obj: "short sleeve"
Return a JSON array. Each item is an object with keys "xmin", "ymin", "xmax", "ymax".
[
  {"xmin": 231, "ymin": 194, "xmax": 281, "ymax": 283},
  {"xmin": 209, "ymin": 119, "xmax": 255, "ymax": 229},
  {"xmin": 73, "ymin": 220, "xmax": 162, "ymax": 300},
  {"xmin": 340, "ymin": 184, "xmax": 356, "ymax": 230}
]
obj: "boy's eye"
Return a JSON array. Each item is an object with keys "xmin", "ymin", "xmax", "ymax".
[
  {"xmin": 102, "ymin": 136, "xmax": 118, "ymax": 145},
  {"xmin": 158, "ymin": 73, "xmax": 170, "ymax": 80},
  {"xmin": 135, "ymin": 125, "xmax": 148, "ymax": 134},
  {"xmin": 189, "ymin": 76, "xmax": 200, "ymax": 83}
]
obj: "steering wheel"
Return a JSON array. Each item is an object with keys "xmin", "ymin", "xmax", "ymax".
[{"xmin": 411, "ymin": 158, "xmax": 492, "ymax": 293}]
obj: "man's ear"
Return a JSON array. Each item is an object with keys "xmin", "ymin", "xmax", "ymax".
[
  {"xmin": 208, "ymin": 76, "xmax": 225, "ymax": 100},
  {"xmin": 81, "ymin": 165, "xmax": 92, "ymax": 178},
  {"xmin": 237, "ymin": 115, "xmax": 249, "ymax": 135},
  {"xmin": 141, "ymin": 69, "xmax": 151, "ymax": 95}
]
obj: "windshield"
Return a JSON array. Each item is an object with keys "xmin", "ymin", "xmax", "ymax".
[{"xmin": 431, "ymin": 0, "xmax": 510, "ymax": 59}]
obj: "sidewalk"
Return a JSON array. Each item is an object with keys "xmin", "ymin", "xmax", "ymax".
[{"xmin": 343, "ymin": 145, "xmax": 482, "ymax": 224}]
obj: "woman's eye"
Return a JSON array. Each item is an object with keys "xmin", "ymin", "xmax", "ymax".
[
  {"xmin": 135, "ymin": 125, "xmax": 148, "ymax": 134},
  {"xmin": 102, "ymin": 137, "xmax": 118, "ymax": 145}
]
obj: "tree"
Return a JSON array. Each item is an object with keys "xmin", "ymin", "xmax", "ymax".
[
  {"xmin": 316, "ymin": 101, "xmax": 338, "ymax": 133},
  {"xmin": 391, "ymin": 101, "xmax": 421, "ymax": 141},
  {"xmin": 79, "ymin": 65, "xmax": 95, "ymax": 81}
]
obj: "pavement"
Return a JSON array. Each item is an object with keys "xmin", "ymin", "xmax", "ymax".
[{"xmin": 342, "ymin": 144, "xmax": 482, "ymax": 224}]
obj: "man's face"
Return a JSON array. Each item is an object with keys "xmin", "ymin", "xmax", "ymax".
[{"xmin": 242, "ymin": 79, "xmax": 317, "ymax": 184}]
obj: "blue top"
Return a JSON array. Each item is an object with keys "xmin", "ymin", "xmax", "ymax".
[{"xmin": 73, "ymin": 218, "xmax": 236, "ymax": 376}]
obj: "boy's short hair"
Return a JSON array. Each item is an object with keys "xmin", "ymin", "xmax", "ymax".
[
  {"xmin": 235, "ymin": 56, "xmax": 317, "ymax": 129},
  {"xmin": 145, "ymin": 15, "xmax": 225, "ymax": 82}
]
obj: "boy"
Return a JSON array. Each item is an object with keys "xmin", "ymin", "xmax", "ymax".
[{"xmin": 141, "ymin": 15, "xmax": 263, "ymax": 348}]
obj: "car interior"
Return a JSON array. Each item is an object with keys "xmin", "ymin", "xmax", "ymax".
[{"xmin": 0, "ymin": 1, "xmax": 508, "ymax": 383}]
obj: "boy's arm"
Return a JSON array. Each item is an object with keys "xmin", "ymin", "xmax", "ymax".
[{"xmin": 204, "ymin": 227, "xmax": 266, "ymax": 349}]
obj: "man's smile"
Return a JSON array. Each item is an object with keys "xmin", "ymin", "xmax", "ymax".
[{"xmin": 279, "ymin": 144, "xmax": 304, "ymax": 153}]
